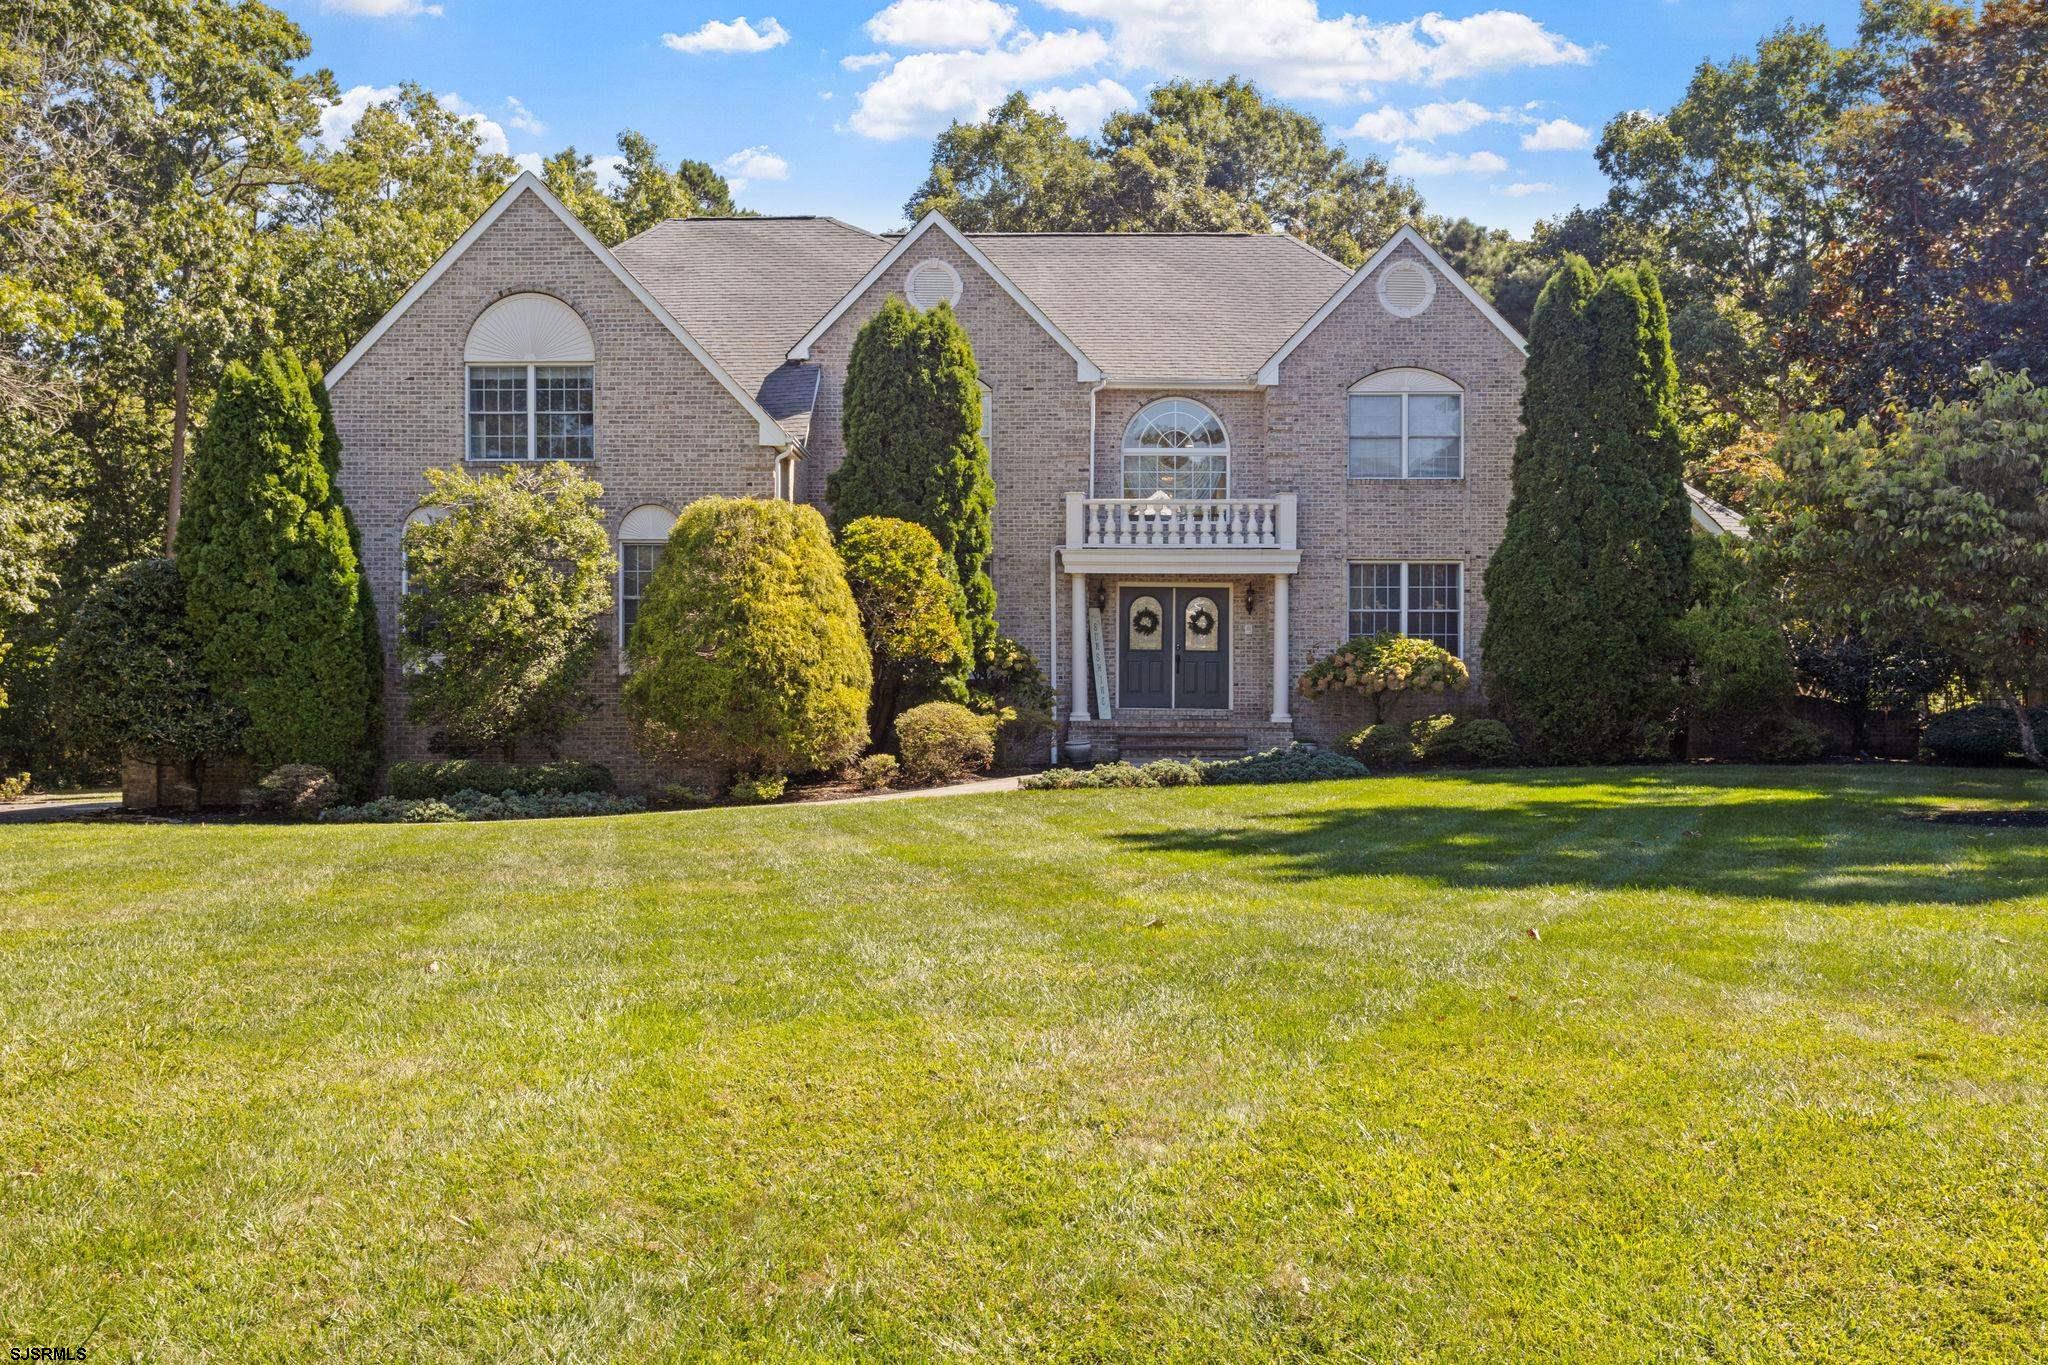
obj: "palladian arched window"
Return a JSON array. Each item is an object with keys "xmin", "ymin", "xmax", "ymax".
[
  {"xmin": 1121, "ymin": 398, "xmax": 1228, "ymax": 499},
  {"xmin": 464, "ymin": 293, "xmax": 596, "ymax": 462}
]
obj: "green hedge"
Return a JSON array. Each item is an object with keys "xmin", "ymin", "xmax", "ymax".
[
  {"xmin": 387, "ymin": 760, "xmax": 614, "ymax": 799},
  {"xmin": 1919, "ymin": 704, "xmax": 2048, "ymax": 766}
]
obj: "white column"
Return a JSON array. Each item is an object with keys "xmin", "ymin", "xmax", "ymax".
[
  {"xmin": 1069, "ymin": 572, "xmax": 1092, "ymax": 722},
  {"xmin": 1270, "ymin": 572, "xmax": 1292, "ymax": 724}
]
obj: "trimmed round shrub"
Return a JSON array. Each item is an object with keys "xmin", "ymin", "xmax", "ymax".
[
  {"xmin": 1919, "ymin": 704, "xmax": 2048, "ymax": 766},
  {"xmin": 246, "ymin": 764, "xmax": 343, "ymax": 819},
  {"xmin": 852, "ymin": 753, "xmax": 900, "ymax": 790},
  {"xmin": 895, "ymin": 701, "xmax": 997, "ymax": 783},
  {"xmin": 626, "ymin": 497, "xmax": 870, "ymax": 780},
  {"xmin": 1299, "ymin": 634, "xmax": 1470, "ymax": 723},
  {"xmin": 53, "ymin": 559, "xmax": 243, "ymax": 764},
  {"xmin": 838, "ymin": 515, "xmax": 969, "ymax": 737},
  {"xmin": 387, "ymin": 760, "xmax": 614, "ymax": 800},
  {"xmin": 1344, "ymin": 722, "xmax": 1419, "ymax": 769},
  {"xmin": 728, "ymin": 773, "xmax": 789, "ymax": 805},
  {"xmin": 1416, "ymin": 716, "xmax": 1522, "ymax": 768},
  {"xmin": 1750, "ymin": 712, "xmax": 1827, "ymax": 764}
]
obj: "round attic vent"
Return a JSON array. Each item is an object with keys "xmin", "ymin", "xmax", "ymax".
[
  {"xmin": 1377, "ymin": 259, "xmax": 1436, "ymax": 319},
  {"xmin": 905, "ymin": 258, "xmax": 962, "ymax": 312}
]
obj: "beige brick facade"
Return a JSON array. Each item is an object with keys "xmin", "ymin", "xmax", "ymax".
[{"xmin": 328, "ymin": 184, "xmax": 1522, "ymax": 785}]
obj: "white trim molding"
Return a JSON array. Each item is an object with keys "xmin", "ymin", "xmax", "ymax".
[
  {"xmin": 1257, "ymin": 226, "xmax": 1527, "ymax": 386},
  {"xmin": 788, "ymin": 210, "xmax": 1104, "ymax": 383},
  {"xmin": 327, "ymin": 172, "xmax": 794, "ymax": 448}
]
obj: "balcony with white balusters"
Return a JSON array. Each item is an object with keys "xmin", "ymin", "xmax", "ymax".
[{"xmin": 1060, "ymin": 491, "xmax": 1299, "ymax": 573}]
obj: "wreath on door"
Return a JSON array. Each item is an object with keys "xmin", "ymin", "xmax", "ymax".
[
  {"xmin": 1131, "ymin": 604, "xmax": 1162, "ymax": 636},
  {"xmin": 1187, "ymin": 605, "xmax": 1217, "ymax": 638}
]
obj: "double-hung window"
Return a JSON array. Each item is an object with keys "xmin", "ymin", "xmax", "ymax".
[
  {"xmin": 617, "ymin": 505, "xmax": 677, "ymax": 671},
  {"xmin": 1348, "ymin": 561, "xmax": 1463, "ymax": 656},
  {"xmin": 463, "ymin": 293, "xmax": 596, "ymax": 462},
  {"xmin": 1348, "ymin": 369, "xmax": 1462, "ymax": 479}
]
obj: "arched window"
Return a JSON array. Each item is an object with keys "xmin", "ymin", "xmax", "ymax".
[
  {"xmin": 977, "ymin": 379, "xmax": 993, "ymax": 458},
  {"xmin": 1348, "ymin": 368, "xmax": 1462, "ymax": 479},
  {"xmin": 1121, "ymin": 398, "xmax": 1228, "ymax": 499},
  {"xmin": 617, "ymin": 504, "xmax": 676, "ymax": 669},
  {"xmin": 399, "ymin": 505, "xmax": 450, "ymax": 671},
  {"xmin": 465, "ymin": 293, "xmax": 596, "ymax": 462}
]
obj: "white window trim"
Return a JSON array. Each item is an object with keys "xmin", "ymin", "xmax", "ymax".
[
  {"xmin": 1348, "ymin": 370, "xmax": 1463, "ymax": 481},
  {"xmin": 978, "ymin": 379, "xmax": 993, "ymax": 456},
  {"xmin": 616, "ymin": 505, "xmax": 676, "ymax": 673},
  {"xmin": 1119, "ymin": 397, "xmax": 1232, "ymax": 499},
  {"xmin": 1347, "ymin": 560, "xmax": 1466, "ymax": 657},
  {"xmin": 465, "ymin": 362, "xmax": 596, "ymax": 463},
  {"xmin": 906, "ymin": 258, "xmax": 963, "ymax": 311}
]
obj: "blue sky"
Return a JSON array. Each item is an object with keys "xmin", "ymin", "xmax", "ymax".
[{"xmin": 288, "ymin": 0, "xmax": 1866, "ymax": 236}]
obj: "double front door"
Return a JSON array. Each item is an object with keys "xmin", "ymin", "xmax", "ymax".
[{"xmin": 1119, "ymin": 586, "xmax": 1229, "ymax": 710}]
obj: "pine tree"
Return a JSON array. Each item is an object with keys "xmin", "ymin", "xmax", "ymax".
[
  {"xmin": 176, "ymin": 351, "xmax": 379, "ymax": 787},
  {"xmin": 828, "ymin": 297, "xmax": 998, "ymax": 655},
  {"xmin": 1482, "ymin": 257, "xmax": 1690, "ymax": 762}
]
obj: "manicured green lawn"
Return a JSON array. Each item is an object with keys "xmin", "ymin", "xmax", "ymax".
[{"xmin": 4, "ymin": 767, "xmax": 2047, "ymax": 1360}]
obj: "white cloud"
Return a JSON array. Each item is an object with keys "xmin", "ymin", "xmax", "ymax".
[
  {"xmin": 1498, "ymin": 181, "xmax": 1553, "ymax": 196},
  {"xmin": 591, "ymin": 154, "xmax": 627, "ymax": 192},
  {"xmin": 514, "ymin": 152, "xmax": 544, "ymax": 176},
  {"xmin": 320, "ymin": 0, "xmax": 442, "ymax": 17},
  {"xmin": 504, "ymin": 97, "xmax": 545, "ymax": 135},
  {"xmin": 1388, "ymin": 145, "xmax": 1509, "ymax": 176},
  {"xmin": 1035, "ymin": 0, "xmax": 1590, "ymax": 101},
  {"xmin": 662, "ymin": 16, "xmax": 790, "ymax": 54},
  {"xmin": 849, "ymin": 29, "xmax": 1110, "ymax": 139},
  {"xmin": 1520, "ymin": 116, "xmax": 1589, "ymax": 151},
  {"xmin": 321, "ymin": 86, "xmax": 517, "ymax": 159},
  {"xmin": 1346, "ymin": 99, "xmax": 1496, "ymax": 143},
  {"xmin": 865, "ymin": 0, "xmax": 1017, "ymax": 49},
  {"xmin": 1028, "ymin": 77, "xmax": 1138, "ymax": 131},
  {"xmin": 841, "ymin": 51, "xmax": 893, "ymax": 70},
  {"xmin": 721, "ymin": 145, "xmax": 790, "ymax": 183}
]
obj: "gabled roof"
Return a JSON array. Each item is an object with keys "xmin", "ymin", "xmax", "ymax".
[
  {"xmin": 326, "ymin": 173, "xmax": 793, "ymax": 447},
  {"xmin": 1256, "ymin": 225, "xmax": 1527, "ymax": 386},
  {"xmin": 788, "ymin": 211, "xmax": 1104, "ymax": 382},
  {"xmin": 970, "ymin": 233, "xmax": 1350, "ymax": 385},
  {"xmin": 614, "ymin": 216, "xmax": 887, "ymax": 437},
  {"xmin": 1686, "ymin": 483, "xmax": 1751, "ymax": 539}
]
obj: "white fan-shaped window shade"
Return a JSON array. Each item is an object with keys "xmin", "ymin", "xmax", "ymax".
[
  {"xmin": 1376, "ymin": 260, "xmax": 1437, "ymax": 318},
  {"xmin": 619, "ymin": 504, "xmax": 676, "ymax": 542},
  {"xmin": 1351, "ymin": 367, "xmax": 1461, "ymax": 395},
  {"xmin": 905, "ymin": 259, "xmax": 962, "ymax": 312},
  {"xmin": 465, "ymin": 293, "xmax": 595, "ymax": 363}
]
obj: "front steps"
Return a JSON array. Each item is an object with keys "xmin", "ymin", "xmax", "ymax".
[{"xmin": 1064, "ymin": 716, "xmax": 1296, "ymax": 763}]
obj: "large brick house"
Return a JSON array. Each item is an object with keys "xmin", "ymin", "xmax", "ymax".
[{"xmin": 327, "ymin": 171, "xmax": 1533, "ymax": 783}]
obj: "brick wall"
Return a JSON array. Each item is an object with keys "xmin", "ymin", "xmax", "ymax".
[{"xmin": 329, "ymin": 189, "xmax": 777, "ymax": 788}]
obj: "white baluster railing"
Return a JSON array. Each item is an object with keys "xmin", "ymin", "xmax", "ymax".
[{"xmin": 1065, "ymin": 494, "xmax": 1296, "ymax": 550}]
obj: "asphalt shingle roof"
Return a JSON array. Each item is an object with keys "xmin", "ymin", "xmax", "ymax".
[
  {"xmin": 968, "ymin": 232, "xmax": 1352, "ymax": 383},
  {"xmin": 613, "ymin": 216, "xmax": 887, "ymax": 439}
]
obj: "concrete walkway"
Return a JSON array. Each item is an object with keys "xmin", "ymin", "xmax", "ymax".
[
  {"xmin": 0, "ymin": 791, "xmax": 122, "ymax": 824},
  {"xmin": 809, "ymin": 774, "xmax": 1025, "ymax": 805}
]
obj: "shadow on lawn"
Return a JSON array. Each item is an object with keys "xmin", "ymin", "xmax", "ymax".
[{"xmin": 1111, "ymin": 770, "xmax": 2048, "ymax": 907}]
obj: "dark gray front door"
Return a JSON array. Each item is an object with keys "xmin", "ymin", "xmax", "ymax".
[
  {"xmin": 1119, "ymin": 587, "xmax": 1229, "ymax": 710},
  {"xmin": 1173, "ymin": 588, "xmax": 1229, "ymax": 709}
]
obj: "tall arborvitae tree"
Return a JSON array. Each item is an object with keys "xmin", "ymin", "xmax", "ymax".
[
  {"xmin": 311, "ymin": 369, "xmax": 385, "ymax": 785},
  {"xmin": 176, "ymin": 351, "xmax": 378, "ymax": 788},
  {"xmin": 829, "ymin": 297, "xmax": 998, "ymax": 655},
  {"xmin": 1483, "ymin": 257, "xmax": 1690, "ymax": 762}
]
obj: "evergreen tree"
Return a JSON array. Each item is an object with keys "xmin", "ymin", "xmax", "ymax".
[
  {"xmin": 311, "ymin": 369, "xmax": 385, "ymax": 786},
  {"xmin": 175, "ymin": 351, "xmax": 378, "ymax": 787},
  {"xmin": 1482, "ymin": 257, "xmax": 1690, "ymax": 762},
  {"xmin": 828, "ymin": 297, "xmax": 998, "ymax": 654}
]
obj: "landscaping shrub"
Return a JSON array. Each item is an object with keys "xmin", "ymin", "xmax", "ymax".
[
  {"xmin": 322, "ymin": 789, "xmax": 644, "ymax": 824},
  {"xmin": 1344, "ymin": 722, "xmax": 1419, "ymax": 769},
  {"xmin": 625, "ymin": 497, "xmax": 870, "ymax": 780},
  {"xmin": 53, "ymin": 559, "xmax": 242, "ymax": 764},
  {"xmin": 387, "ymin": 760, "xmax": 614, "ymax": 800},
  {"xmin": 972, "ymin": 634, "xmax": 1055, "ymax": 766},
  {"xmin": 0, "ymin": 771, "xmax": 29, "ymax": 803},
  {"xmin": 727, "ymin": 773, "xmax": 788, "ymax": 805},
  {"xmin": 852, "ymin": 753, "xmax": 900, "ymax": 790},
  {"xmin": 1143, "ymin": 759, "xmax": 1203, "ymax": 787},
  {"xmin": 1415, "ymin": 716, "xmax": 1522, "ymax": 768},
  {"xmin": 245, "ymin": 764, "xmax": 343, "ymax": 819},
  {"xmin": 176, "ymin": 351, "xmax": 379, "ymax": 790},
  {"xmin": 1919, "ymin": 704, "xmax": 2048, "ymax": 766},
  {"xmin": 896, "ymin": 701, "xmax": 997, "ymax": 783},
  {"xmin": 400, "ymin": 463, "xmax": 614, "ymax": 757},
  {"xmin": 648, "ymin": 782, "xmax": 715, "ymax": 810},
  {"xmin": 1197, "ymin": 744, "xmax": 1369, "ymax": 785},
  {"xmin": 1021, "ymin": 761, "xmax": 1156, "ymax": 790},
  {"xmin": 837, "ymin": 516, "xmax": 969, "ymax": 740},
  {"xmin": 1749, "ymin": 712, "xmax": 1828, "ymax": 764},
  {"xmin": 1300, "ymin": 634, "xmax": 1468, "ymax": 724}
]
